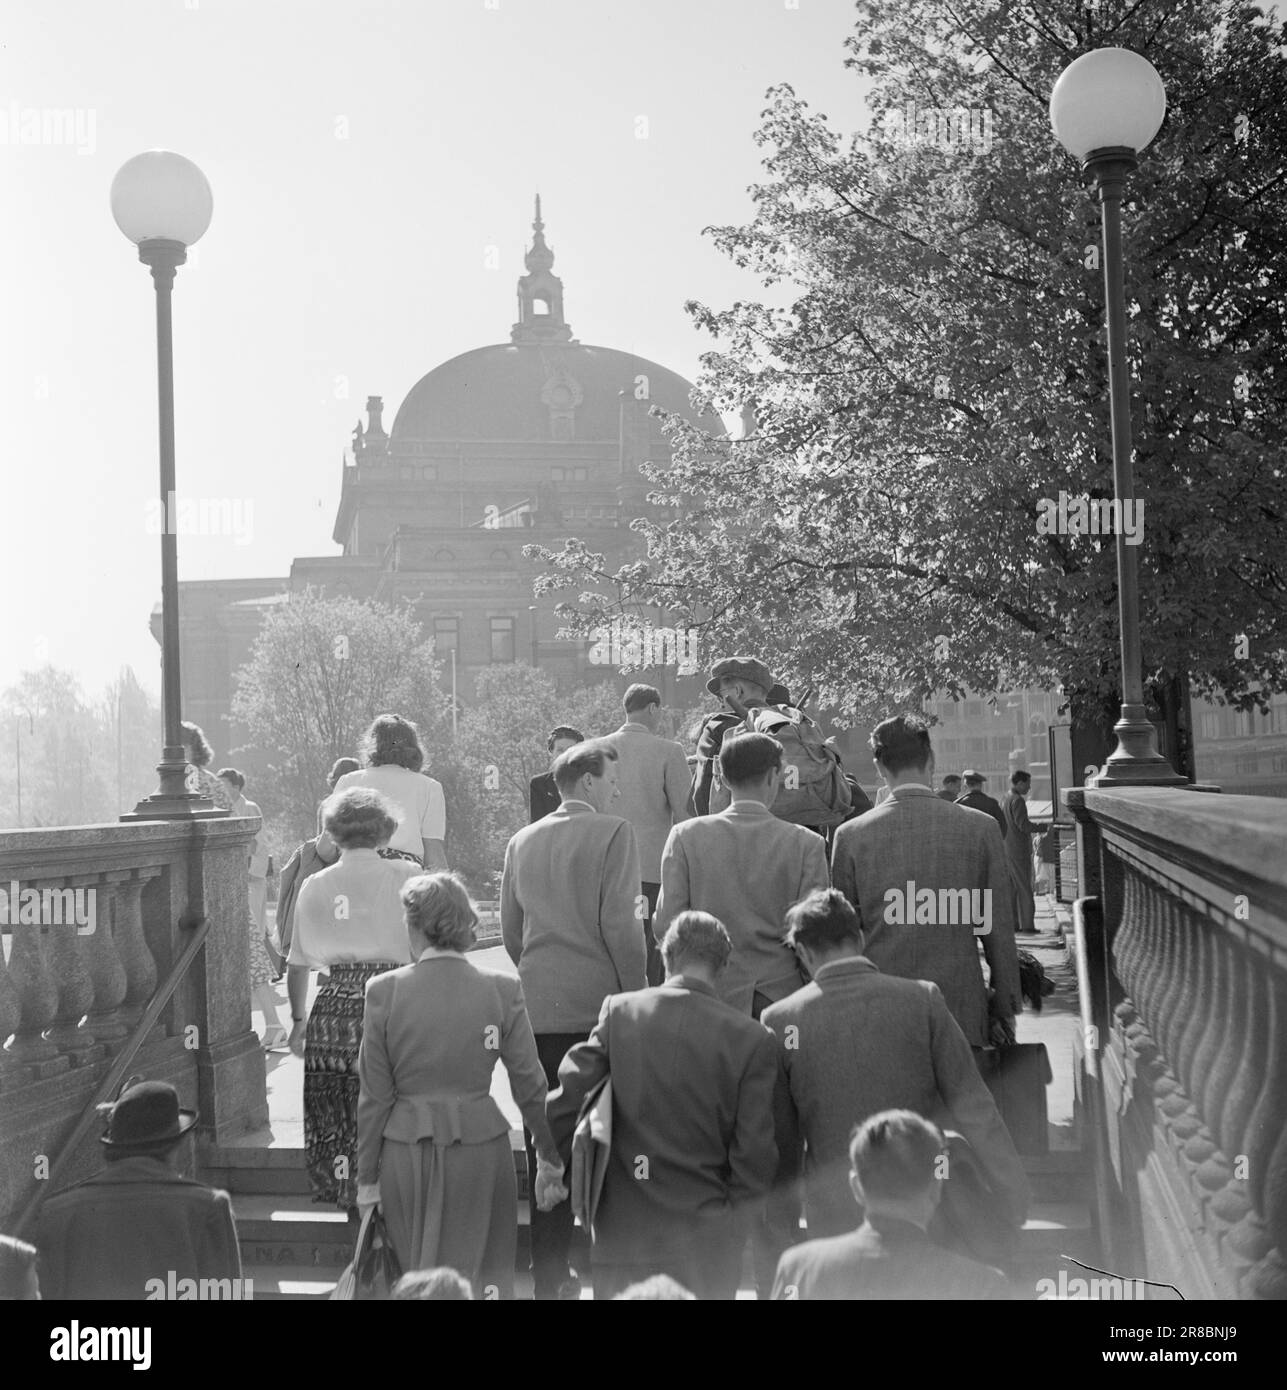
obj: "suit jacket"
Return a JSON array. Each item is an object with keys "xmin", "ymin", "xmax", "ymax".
[
  {"xmin": 546, "ymin": 976, "xmax": 779, "ymax": 1268},
  {"xmin": 501, "ymin": 802, "xmax": 646, "ymax": 1033},
  {"xmin": 357, "ymin": 952, "xmax": 554, "ymax": 1184},
  {"xmin": 602, "ymin": 722, "xmax": 693, "ymax": 882},
  {"xmin": 654, "ymin": 800, "xmax": 830, "ymax": 1014},
  {"xmin": 1002, "ymin": 791, "xmax": 1034, "ymax": 886},
  {"xmin": 528, "ymin": 770, "xmax": 561, "ymax": 824},
  {"xmin": 772, "ymin": 1215, "xmax": 1013, "ymax": 1300},
  {"xmin": 33, "ymin": 1155, "xmax": 241, "ymax": 1300},
  {"xmin": 761, "ymin": 957, "xmax": 1029, "ymax": 1238},
  {"xmin": 956, "ymin": 788, "xmax": 1007, "ymax": 839},
  {"xmin": 830, "ymin": 786, "xmax": 1021, "ymax": 1045}
]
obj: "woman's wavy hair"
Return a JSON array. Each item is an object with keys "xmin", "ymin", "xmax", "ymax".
[
  {"xmin": 360, "ymin": 714, "xmax": 426, "ymax": 773},
  {"xmin": 180, "ymin": 721, "xmax": 213, "ymax": 768},
  {"xmin": 321, "ymin": 787, "xmax": 398, "ymax": 850},
  {"xmin": 401, "ymin": 873, "xmax": 478, "ymax": 953}
]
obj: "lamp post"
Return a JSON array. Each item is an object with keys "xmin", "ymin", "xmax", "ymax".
[
  {"xmin": 111, "ymin": 151, "xmax": 223, "ymax": 818},
  {"xmin": 1050, "ymin": 49, "xmax": 1185, "ymax": 787},
  {"xmin": 528, "ymin": 605, "xmax": 539, "ymax": 668}
]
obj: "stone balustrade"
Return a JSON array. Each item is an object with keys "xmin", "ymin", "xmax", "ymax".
[
  {"xmin": 1067, "ymin": 786, "xmax": 1287, "ymax": 1300},
  {"xmin": 0, "ymin": 816, "xmax": 269, "ymax": 1228}
]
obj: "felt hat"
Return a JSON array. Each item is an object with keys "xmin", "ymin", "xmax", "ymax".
[
  {"xmin": 99, "ymin": 1080, "xmax": 197, "ymax": 1151},
  {"xmin": 706, "ymin": 656, "xmax": 776, "ymax": 699}
]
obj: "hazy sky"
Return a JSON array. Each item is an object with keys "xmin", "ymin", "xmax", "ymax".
[{"xmin": 1, "ymin": 0, "xmax": 868, "ymax": 700}]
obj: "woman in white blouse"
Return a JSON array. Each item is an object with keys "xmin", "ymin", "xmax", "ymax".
[
  {"xmin": 332, "ymin": 715, "xmax": 447, "ymax": 869},
  {"xmin": 287, "ymin": 786, "xmax": 420, "ymax": 1210}
]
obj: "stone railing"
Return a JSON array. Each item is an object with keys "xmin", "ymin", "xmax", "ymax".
[
  {"xmin": 0, "ymin": 817, "xmax": 269, "ymax": 1228},
  {"xmin": 1067, "ymin": 786, "xmax": 1287, "ymax": 1300}
]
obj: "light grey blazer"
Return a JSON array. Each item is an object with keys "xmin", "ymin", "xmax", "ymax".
[
  {"xmin": 602, "ymin": 722, "xmax": 693, "ymax": 883},
  {"xmin": 829, "ymin": 785, "xmax": 1021, "ymax": 1046},
  {"xmin": 654, "ymin": 800, "xmax": 830, "ymax": 1014}
]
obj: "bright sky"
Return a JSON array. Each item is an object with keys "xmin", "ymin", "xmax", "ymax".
[{"xmin": 0, "ymin": 0, "xmax": 867, "ymax": 700}]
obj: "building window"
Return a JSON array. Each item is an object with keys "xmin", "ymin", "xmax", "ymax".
[
  {"xmin": 1200, "ymin": 713, "xmax": 1221, "ymax": 740},
  {"xmin": 432, "ymin": 548, "xmax": 455, "ymax": 564},
  {"xmin": 572, "ymin": 467, "xmax": 588, "ymax": 481},
  {"xmin": 1273, "ymin": 754, "xmax": 1287, "ymax": 774},
  {"xmin": 489, "ymin": 617, "xmax": 516, "ymax": 663},
  {"xmin": 1235, "ymin": 755, "xmax": 1260, "ymax": 776},
  {"xmin": 551, "ymin": 467, "xmax": 565, "ymax": 481},
  {"xmin": 433, "ymin": 617, "xmax": 459, "ymax": 654}
]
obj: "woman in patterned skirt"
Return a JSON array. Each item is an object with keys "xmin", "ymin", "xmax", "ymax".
[{"xmin": 287, "ymin": 787, "xmax": 420, "ymax": 1209}]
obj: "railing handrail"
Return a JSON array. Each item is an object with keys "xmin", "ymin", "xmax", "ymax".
[{"xmin": 11, "ymin": 913, "xmax": 211, "ymax": 1239}]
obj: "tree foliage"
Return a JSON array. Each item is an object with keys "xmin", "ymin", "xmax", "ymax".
[{"xmin": 533, "ymin": 0, "xmax": 1287, "ymax": 730}]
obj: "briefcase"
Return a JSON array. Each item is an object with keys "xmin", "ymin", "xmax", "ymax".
[
  {"xmin": 570, "ymin": 1077, "xmax": 612, "ymax": 1239},
  {"xmin": 976, "ymin": 1042, "xmax": 1052, "ymax": 1155}
]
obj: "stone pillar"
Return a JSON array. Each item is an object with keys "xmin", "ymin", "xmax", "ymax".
[
  {"xmin": 44, "ymin": 883, "xmax": 102, "ymax": 1065},
  {"xmin": 6, "ymin": 915, "xmax": 66, "ymax": 1078},
  {"xmin": 82, "ymin": 880, "xmax": 129, "ymax": 1046}
]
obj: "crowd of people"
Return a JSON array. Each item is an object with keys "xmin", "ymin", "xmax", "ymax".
[{"xmin": 6, "ymin": 657, "xmax": 1049, "ymax": 1301}]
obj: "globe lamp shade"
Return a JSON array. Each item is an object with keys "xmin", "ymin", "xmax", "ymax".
[
  {"xmin": 1050, "ymin": 48, "xmax": 1166, "ymax": 161},
  {"xmin": 110, "ymin": 151, "xmax": 213, "ymax": 247}
]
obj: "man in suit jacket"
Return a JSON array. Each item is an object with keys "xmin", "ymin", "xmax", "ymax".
[
  {"xmin": 528, "ymin": 724, "xmax": 583, "ymax": 823},
  {"xmin": 831, "ymin": 717, "xmax": 1022, "ymax": 1048},
  {"xmin": 956, "ymin": 769, "xmax": 1007, "ymax": 839},
  {"xmin": 502, "ymin": 738, "xmax": 646, "ymax": 1298},
  {"xmin": 937, "ymin": 773, "xmax": 963, "ymax": 802},
  {"xmin": 547, "ymin": 911, "xmax": 779, "ymax": 1299},
  {"xmin": 603, "ymin": 684, "xmax": 693, "ymax": 985},
  {"xmin": 762, "ymin": 889, "xmax": 1028, "ymax": 1245},
  {"xmin": 655, "ymin": 732, "xmax": 830, "ymax": 1018},
  {"xmin": 33, "ymin": 1081, "xmax": 242, "ymax": 1300},
  {"xmin": 772, "ymin": 1110, "xmax": 1013, "ymax": 1300},
  {"xmin": 1002, "ymin": 769, "xmax": 1038, "ymax": 934}
]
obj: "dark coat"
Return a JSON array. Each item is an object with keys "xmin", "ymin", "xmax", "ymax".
[
  {"xmin": 32, "ymin": 1155, "xmax": 241, "ymax": 1300},
  {"xmin": 955, "ymin": 788, "xmax": 1008, "ymax": 839},
  {"xmin": 528, "ymin": 771, "xmax": 561, "ymax": 824}
]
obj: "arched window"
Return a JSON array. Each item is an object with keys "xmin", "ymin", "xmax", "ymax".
[
  {"xmin": 433, "ymin": 548, "xmax": 455, "ymax": 564},
  {"xmin": 490, "ymin": 549, "xmax": 511, "ymax": 565},
  {"xmin": 533, "ymin": 295, "xmax": 551, "ymax": 316}
]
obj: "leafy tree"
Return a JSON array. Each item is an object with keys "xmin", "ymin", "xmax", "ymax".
[
  {"xmin": 533, "ymin": 0, "xmax": 1287, "ymax": 748},
  {"xmin": 231, "ymin": 590, "xmax": 445, "ymax": 847}
]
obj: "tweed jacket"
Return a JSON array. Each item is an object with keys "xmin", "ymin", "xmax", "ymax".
[
  {"xmin": 654, "ymin": 800, "xmax": 830, "ymax": 1014},
  {"xmin": 1002, "ymin": 790, "xmax": 1035, "ymax": 887},
  {"xmin": 501, "ymin": 802, "xmax": 646, "ymax": 1033},
  {"xmin": 830, "ymin": 786, "xmax": 1021, "ymax": 1045},
  {"xmin": 761, "ymin": 956, "xmax": 1029, "ymax": 1237},
  {"xmin": 33, "ymin": 1155, "xmax": 241, "ymax": 1300},
  {"xmin": 357, "ymin": 954, "xmax": 554, "ymax": 1184},
  {"xmin": 602, "ymin": 722, "xmax": 693, "ymax": 882},
  {"xmin": 546, "ymin": 976, "xmax": 779, "ymax": 1265}
]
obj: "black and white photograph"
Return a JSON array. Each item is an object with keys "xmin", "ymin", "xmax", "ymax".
[{"xmin": 0, "ymin": 0, "xmax": 1283, "ymax": 1359}]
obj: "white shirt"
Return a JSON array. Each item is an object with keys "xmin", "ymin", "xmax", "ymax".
[
  {"xmin": 289, "ymin": 849, "xmax": 419, "ymax": 967},
  {"xmin": 333, "ymin": 765, "xmax": 446, "ymax": 857}
]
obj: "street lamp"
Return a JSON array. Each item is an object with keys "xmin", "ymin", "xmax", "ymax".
[
  {"xmin": 112, "ymin": 151, "xmax": 223, "ymax": 818},
  {"xmin": 528, "ymin": 605, "xmax": 539, "ymax": 668},
  {"xmin": 1050, "ymin": 49, "xmax": 1185, "ymax": 787}
]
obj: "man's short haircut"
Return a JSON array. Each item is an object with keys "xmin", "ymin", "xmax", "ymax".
[
  {"xmin": 546, "ymin": 725, "xmax": 585, "ymax": 752},
  {"xmin": 551, "ymin": 738, "xmax": 618, "ymax": 794},
  {"xmin": 0, "ymin": 1234, "xmax": 37, "ymax": 1300},
  {"xmin": 390, "ymin": 1267, "xmax": 474, "ymax": 1300},
  {"xmin": 1011, "ymin": 770, "xmax": 1032, "ymax": 787},
  {"xmin": 849, "ymin": 1110, "xmax": 947, "ymax": 1201},
  {"xmin": 941, "ymin": 773, "xmax": 962, "ymax": 787},
  {"xmin": 660, "ymin": 910, "xmax": 733, "ymax": 976},
  {"xmin": 719, "ymin": 732, "xmax": 783, "ymax": 787},
  {"xmin": 321, "ymin": 787, "xmax": 399, "ymax": 849},
  {"xmin": 216, "ymin": 767, "xmax": 246, "ymax": 790},
  {"xmin": 613, "ymin": 1274, "xmax": 697, "ymax": 1300},
  {"xmin": 623, "ymin": 683, "xmax": 661, "ymax": 714},
  {"xmin": 964, "ymin": 772, "xmax": 985, "ymax": 787},
  {"xmin": 784, "ymin": 888, "xmax": 863, "ymax": 953},
  {"xmin": 869, "ymin": 715, "xmax": 932, "ymax": 775}
]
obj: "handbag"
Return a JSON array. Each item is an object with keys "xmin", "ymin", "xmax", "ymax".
[
  {"xmin": 569, "ymin": 1076, "xmax": 613, "ymax": 1238},
  {"xmin": 330, "ymin": 1206, "xmax": 402, "ymax": 1301},
  {"xmin": 976, "ymin": 1041, "xmax": 1052, "ymax": 1155}
]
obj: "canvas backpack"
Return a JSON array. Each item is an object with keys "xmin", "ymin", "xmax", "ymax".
[{"xmin": 708, "ymin": 703, "xmax": 853, "ymax": 827}]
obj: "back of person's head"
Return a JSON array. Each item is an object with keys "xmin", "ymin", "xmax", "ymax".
[
  {"xmin": 180, "ymin": 720, "xmax": 212, "ymax": 767},
  {"xmin": 613, "ymin": 1274, "xmax": 696, "ymax": 1300},
  {"xmin": 719, "ymin": 732, "xmax": 782, "ymax": 788},
  {"xmin": 321, "ymin": 786, "xmax": 398, "ymax": 849},
  {"xmin": 216, "ymin": 767, "xmax": 246, "ymax": 791},
  {"xmin": 546, "ymin": 725, "xmax": 585, "ymax": 753},
  {"xmin": 402, "ymin": 872, "xmax": 477, "ymax": 952},
  {"xmin": 390, "ymin": 1267, "xmax": 473, "ymax": 1300},
  {"xmin": 869, "ymin": 715, "xmax": 932, "ymax": 775},
  {"xmin": 784, "ymin": 888, "xmax": 863, "ymax": 955},
  {"xmin": 964, "ymin": 772, "xmax": 985, "ymax": 788},
  {"xmin": 552, "ymin": 738, "xmax": 618, "ymax": 795},
  {"xmin": 362, "ymin": 713, "xmax": 425, "ymax": 772},
  {"xmin": 849, "ymin": 1110, "xmax": 946, "ymax": 1202},
  {"xmin": 328, "ymin": 756, "xmax": 361, "ymax": 789},
  {"xmin": 1010, "ymin": 770, "xmax": 1032, "ymax": 788},
  {"xmin": 623, "ymin": 683, "xmax": 661, "ymax": 715},
  {"xmin": 660, "ymin": 910, "xmax": 733, "ymax": 977},
  {"xmin": 0, "ymin": 1235, "xmax": 38, "ymax": 1301},
  {"xmin": 941, "ymin": 773, "xmax": 961, "ymax": 789}
]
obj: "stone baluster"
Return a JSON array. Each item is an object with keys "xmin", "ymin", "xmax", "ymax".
[
  {"xmin": 5, "ymin": 909, "xmax": 68, "ymax": 1078},
  {"xmin": 44, "ymin": 876, "xmax": 103, "ymax": 1065},
  {"xmin": 83, "ymin": 878, "xmax": 128, "ymax": 1046},
  {"xmin": 1245, "ymin": 971, "xmax": 1287, "ymax": 1299},
  {"xmin": 113, "ymin": 871, "xmax": 158, "ymax": 1027},
  {"xmin": 0, "ymin": 928, "xmax": 24, "ymax": 1087}
]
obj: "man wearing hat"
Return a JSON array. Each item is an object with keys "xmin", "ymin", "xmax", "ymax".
[
  {"xmin": 955, "ymin": 771, "xmax": 1008, "ymax": 840},
  {"xmin": 692, "ymin": 657, "xmax": 788, "ymax": 816},
  {"xmin": 31, "ymin": 1079, "xmax": 241, "ymax": 1300}
]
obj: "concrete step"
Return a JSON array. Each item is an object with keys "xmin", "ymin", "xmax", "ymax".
[
  {"xmin": 243, "ymin": 1264, "xmax": 340, "ymax": 1301},
  {"xmin": 1022, "ymin": 1150, "xmax": 1091, "ymax": 1204}
]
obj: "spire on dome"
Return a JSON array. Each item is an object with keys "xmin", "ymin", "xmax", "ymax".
[{"xmin": 512, "ymin": 194, "xmax": 574, "ymax": 345}]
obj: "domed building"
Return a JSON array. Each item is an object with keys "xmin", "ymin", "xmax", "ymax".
[{"xmin": 168, "ymin": 201, "xmax": 722, "ymax": 752}]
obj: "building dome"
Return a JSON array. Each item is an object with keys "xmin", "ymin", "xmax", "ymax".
[{"xmin": 390, "ymin": 341, "xmax": 713, "ymax": 443}]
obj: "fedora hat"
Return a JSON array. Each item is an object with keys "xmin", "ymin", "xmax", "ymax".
[
  {"xmin": 706, "ymin": 656, "xmax": 776, "ymax": 699},
  {"xmin": 99, "ymin": 1080, "xmax": 197, "ymax": 1151},
  {"xmin": 962, "ymin": 769, "xmax": 985, "ymax": 783}
]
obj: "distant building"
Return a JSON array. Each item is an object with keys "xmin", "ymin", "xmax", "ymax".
[
  {"xmin": 156, "ymin": 200, "xmax": 721, "ymax": 757},
  {"xmin": 1191, "ymin": 692, "xmax": 1287, "ymax": 797}
]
